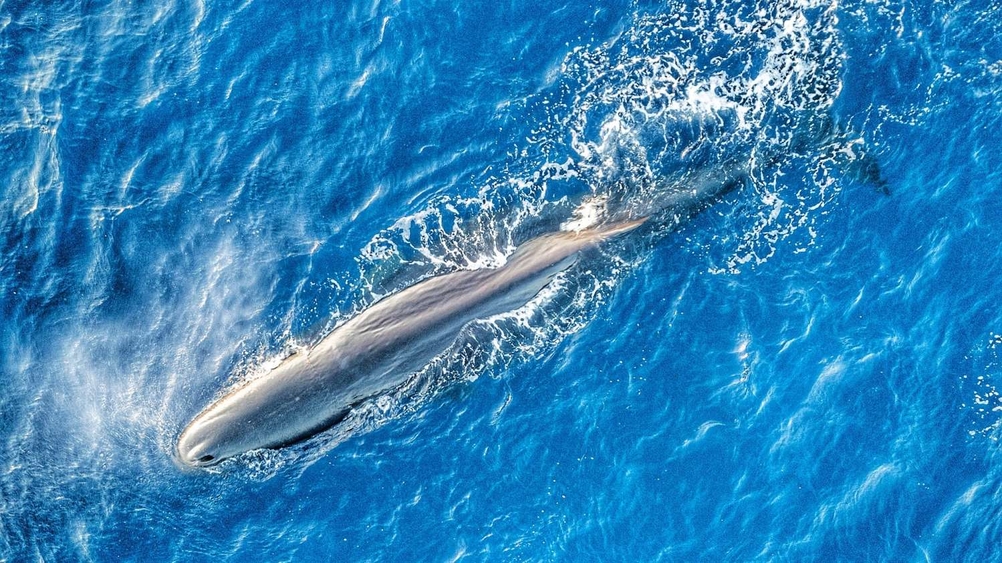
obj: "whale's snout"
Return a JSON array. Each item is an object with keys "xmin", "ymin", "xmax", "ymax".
[{"xmin": 175, "ymin": 418, "xmax": 224, "ymax": 468}]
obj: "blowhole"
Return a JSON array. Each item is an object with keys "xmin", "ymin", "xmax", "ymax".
[{"xmin": 198, "ymin": 455, "xmax": 215, "ymax": 463}]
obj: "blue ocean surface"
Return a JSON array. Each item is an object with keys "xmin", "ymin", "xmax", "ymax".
[{"xmin": 2, "ymin": 0, "xmax": 1002, "ymax": 560}]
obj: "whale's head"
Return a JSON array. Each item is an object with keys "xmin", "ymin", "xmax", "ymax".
[
  {"xmin": 175, "ymin": 393, "xmax": 266, "ymax": 468},
  {"xmin": 175, "ymin": 366, "xmax": 330, "ymax": 469},
  {"xmin": 175, "ymin": 408, "xmax": 238, "ymax": 468}
]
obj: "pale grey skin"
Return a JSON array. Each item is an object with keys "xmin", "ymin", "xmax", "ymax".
[{"xmin": 176, "ymin": 218, "xmax": 646, "ymax": 467}]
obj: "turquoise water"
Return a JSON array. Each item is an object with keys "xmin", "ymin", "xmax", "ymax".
[{"xmin": 2, "ymin": 0, "xmax": 1001, "ymax": 560}]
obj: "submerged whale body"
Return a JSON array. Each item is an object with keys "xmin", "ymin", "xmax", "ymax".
[{"xmin": 175, "ymin": 218, "xmax": 647, "ymax": 467}]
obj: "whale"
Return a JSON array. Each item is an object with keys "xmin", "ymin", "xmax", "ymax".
[
  {"xmin": 176, "ymin": 217, "xmax": 648, "ymax": 467},
  {"xmin": 174, "ymin": 113, "xmax": 887, "ymax": 468}
]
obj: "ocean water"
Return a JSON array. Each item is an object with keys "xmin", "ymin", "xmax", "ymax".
[{"xmin": 2, "ymin": 0, "xmax": 1002, "ymax": 560}]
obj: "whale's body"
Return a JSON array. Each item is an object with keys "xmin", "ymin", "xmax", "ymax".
[{"xmin": 176, "ymin": 219, "xmax": 646, "ymax": 467}]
